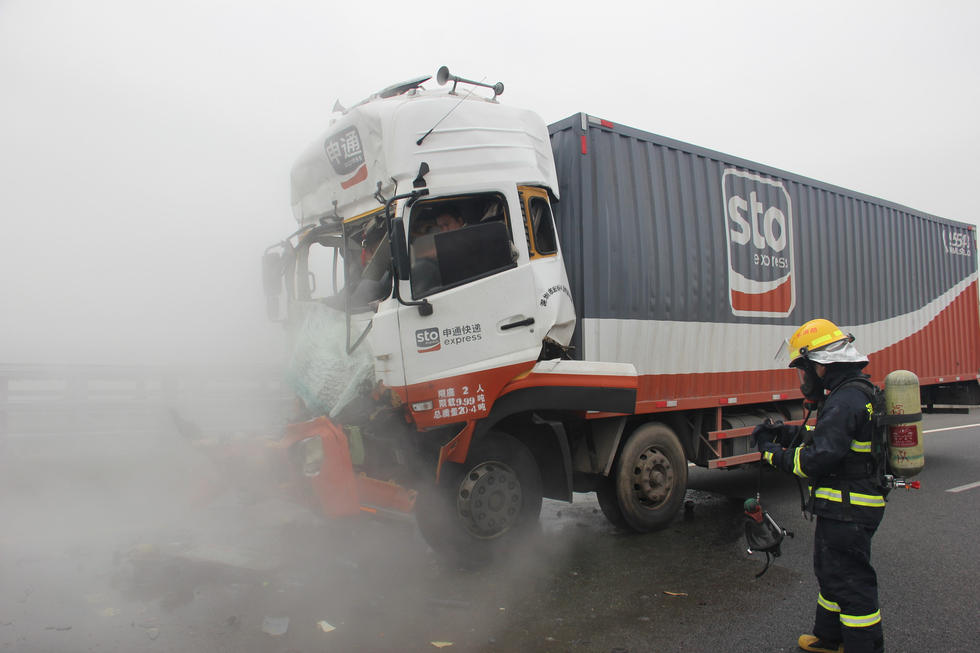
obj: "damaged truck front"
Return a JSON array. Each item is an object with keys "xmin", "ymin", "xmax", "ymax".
[{"xmin": 261, "ymin": 72, "xmax": 630, "ymax": 564}]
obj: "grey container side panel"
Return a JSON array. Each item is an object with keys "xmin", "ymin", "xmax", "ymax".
[
  {"xmin": 548, "ymin": 115, "xmax": 976, "ymax": 334},
  {"xmin": 564, "ymin": 115, "xmax": 970, "ymax": 229},
  {"xmin": 788, "ymin": 184, "xmax": 964, "ymax": 325},
  {"xmin": 548, "ymin": 121, "xmax": 591, "ymax": 358}
]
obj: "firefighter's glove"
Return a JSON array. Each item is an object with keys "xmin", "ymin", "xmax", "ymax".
[
  {"xmin": 751, "ymin": 420, "xmax": 784, "ymax": 449},
  {"xmin": 758, "ymin": 441, "xmax": 782, "ymax": 463},
  {"xmin": 775, "ymin": 423, "xmax": 798, "ymax": 448}
]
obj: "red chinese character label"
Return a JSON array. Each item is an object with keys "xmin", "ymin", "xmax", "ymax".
[{"xmin": 890, "ymin": 425, "xmax": 918, "ymax": 447}]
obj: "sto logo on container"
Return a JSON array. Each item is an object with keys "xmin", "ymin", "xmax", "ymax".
[{"xmin": 722, "ymin": 168, "xmax": 796, "ymax": 318}]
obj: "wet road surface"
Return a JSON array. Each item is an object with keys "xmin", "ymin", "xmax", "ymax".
[{"xmin": 1, "ymin": 410, "xmax": 977, "ymax": 652}]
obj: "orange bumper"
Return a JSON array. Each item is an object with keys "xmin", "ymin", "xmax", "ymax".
[{"xmin": 279, "ymin": 417, "xmax": 417, "ymax": 517}]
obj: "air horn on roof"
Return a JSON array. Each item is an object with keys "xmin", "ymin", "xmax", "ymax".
[{"xmin": 436, "ymin": 66, "xmax": 504, "ymax": 99}]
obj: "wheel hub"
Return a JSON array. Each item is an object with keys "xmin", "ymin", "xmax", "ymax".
[
  {"xmin": 631, "ymin": 446, "xmax": 674, "ymax": 507},
  {"xmin": 456, "ymin": 461, "xmax": 522, "ymax": 539}
]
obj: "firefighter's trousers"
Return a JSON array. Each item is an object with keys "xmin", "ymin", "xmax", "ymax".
[{"xmin": 812, "ymin": 517, "xmax": 884, "ymax": 653}]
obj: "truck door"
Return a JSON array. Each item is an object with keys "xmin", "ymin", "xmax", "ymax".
[{"xmin": 396, "ymin": 191, "xmax": 541, "ymax": 421}]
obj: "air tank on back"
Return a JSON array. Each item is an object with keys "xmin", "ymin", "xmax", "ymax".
[{"xmin": 884, "ymin": 370, "xmax": 925, "ymax": 477}]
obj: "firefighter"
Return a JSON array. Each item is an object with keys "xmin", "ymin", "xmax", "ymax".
[{"xmin": 753, "ymin": 319, "xmax": 885, "ymax": 653}]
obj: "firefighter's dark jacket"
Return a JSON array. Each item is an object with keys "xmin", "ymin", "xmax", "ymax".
[{"xmin": 761, "ymin": 365, "xmax": 885, "ymax": 526}]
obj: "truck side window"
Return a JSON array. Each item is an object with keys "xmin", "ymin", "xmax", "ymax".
[
  {"xmin": 528, "ymin": 196, "xmax": 557, "ymax": 255},
  {"xmin": 519, "ymin": 186, "xmax": 558, "ymax": 258},
  {"xmin": 409, "ymin": 195, "xmax": 515, "ymax": 298}
]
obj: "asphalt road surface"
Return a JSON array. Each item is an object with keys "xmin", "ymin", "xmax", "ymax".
[{"xmin": 1, "ymin": 409, "xmax": 977, "ymax": 652}]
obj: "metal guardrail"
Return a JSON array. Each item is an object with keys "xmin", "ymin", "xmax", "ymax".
[{"xmin": 0, "ymin": 363, "xmax": 293, "ymax": 438}]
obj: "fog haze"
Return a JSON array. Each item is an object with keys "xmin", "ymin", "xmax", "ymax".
[
  {"xmin": 1, "ymin": 5, "xmax": 978, "ymax": 650},
  {"xmin": 2, "ymin": 0, "xmax": 978, "ymax": 366}
]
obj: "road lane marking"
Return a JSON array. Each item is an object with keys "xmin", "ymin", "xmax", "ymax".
[
  {"xmin": 923, "ymin": 423, "xmax": 980, "ymax": 434},
  {"xmin": 946, "ymin": 481, "xmax": 980, "ymax": 494}
]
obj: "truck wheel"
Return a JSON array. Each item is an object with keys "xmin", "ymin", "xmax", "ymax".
[
  {"xmin": 415, "ymin": 432, "xmax": 542, "ymax": 566},
  {"xmin": 596, "ymin": 477, "xmax": 629, "ymax": 529},
  {"xmin": 611, "ymin": 422, "xmax": 687, "ymax": 532}
]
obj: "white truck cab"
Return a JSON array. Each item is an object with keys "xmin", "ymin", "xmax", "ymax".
[
  {"xmin": 281, "ymin": 73, "xmax": 587, "ymax": 422},
  {"xmin": 263, "ymin": 70, "xmax": 643, "ymax": 565}
]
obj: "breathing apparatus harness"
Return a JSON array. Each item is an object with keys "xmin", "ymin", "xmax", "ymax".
[{"xmin": 792, "ymin": 337, "xmax": 896, "ymax": 519}]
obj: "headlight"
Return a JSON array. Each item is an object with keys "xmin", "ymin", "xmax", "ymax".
[{"xmin": 297, "ymin": 436, "xmax": 324, "ymax": 477}]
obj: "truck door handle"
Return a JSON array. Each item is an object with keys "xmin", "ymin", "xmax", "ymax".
[{"xmin": 501, "ymin": 317, "xmax": 535, "ymax": 330}]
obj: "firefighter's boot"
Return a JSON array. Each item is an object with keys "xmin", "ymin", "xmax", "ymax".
[{"xmin": 798, "ymin": 634, "xmax": 843, "ymax": 653}]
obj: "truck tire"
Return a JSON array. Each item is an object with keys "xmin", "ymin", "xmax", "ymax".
[
  {"xmin": 415, "ymin": 431, "xmax": 542, "ymax": 567},
  {"xmin": 610, "ymin": 422, "xmax": 687, "ymax": 532},
  {"xmin": 596, "ymin": 477, "xmax": 629, "ymax": 530}
]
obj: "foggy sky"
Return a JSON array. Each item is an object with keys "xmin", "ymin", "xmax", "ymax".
[{"xmin": 2, "ymin": 0, "xmax": 978, "ymax": 367}]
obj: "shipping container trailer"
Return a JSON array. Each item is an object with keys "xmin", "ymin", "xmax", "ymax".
[{"xmin": 549, "ymin": 113, "xmax": 980, "ymax": 420}]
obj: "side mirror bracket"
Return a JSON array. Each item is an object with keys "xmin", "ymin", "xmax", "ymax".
[
  {"xmin": 390, "ymin": 217, "xmax": 411, "ymax": 280},
  {"xmin": 385, "ymin": 187, "xmax": 434, "ymax": 317}
]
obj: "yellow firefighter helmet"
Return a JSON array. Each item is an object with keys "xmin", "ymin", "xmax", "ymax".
[{"xmin": 785, "ymin": 318, "xmax": 868, "ymax": 368}]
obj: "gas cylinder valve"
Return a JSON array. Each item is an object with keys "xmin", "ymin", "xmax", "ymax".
[{"xmin": 883, "ymin": 475, "xmax": 921, "ymax": 490}]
